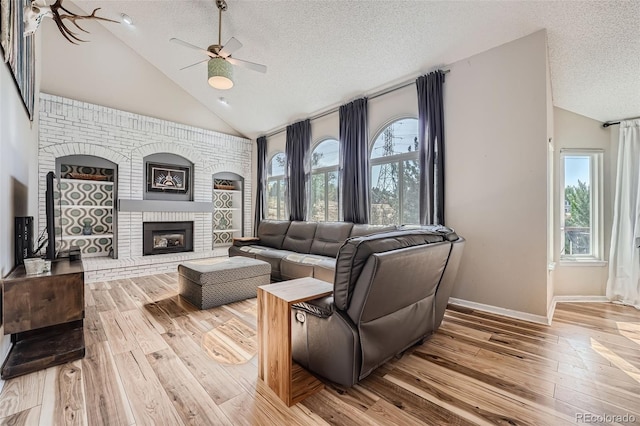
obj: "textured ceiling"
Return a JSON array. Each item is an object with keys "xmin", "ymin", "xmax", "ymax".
[{"xmin": 55, "ymin": 0, "xmax": 639, "ymax": 139}]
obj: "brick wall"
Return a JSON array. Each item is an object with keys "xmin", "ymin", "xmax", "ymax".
[{"xmin": 38, "ymin": 94, "xmax": 252, "ymax": 282}]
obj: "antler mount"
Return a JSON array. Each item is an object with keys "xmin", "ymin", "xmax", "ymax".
[{"xmin": 25, "ymin": 0, "xmax": 118, "ymax": 44}]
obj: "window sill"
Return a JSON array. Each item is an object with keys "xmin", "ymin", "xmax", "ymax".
[{"xmin": 559, "ymin": 260, "xmax": 608, "ymax": 267}]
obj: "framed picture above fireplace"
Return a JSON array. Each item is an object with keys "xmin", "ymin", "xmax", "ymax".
[{"xmin": 147, "ymin": 163, "xmax": 190, "ymax": 194}]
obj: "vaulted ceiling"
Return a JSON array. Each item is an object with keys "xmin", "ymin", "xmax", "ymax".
[{"xmin": 40, "ymin": 0, "xmax": 640, "ymax": 139}]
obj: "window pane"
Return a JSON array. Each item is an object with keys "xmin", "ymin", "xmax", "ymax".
[
  {"xmin": 278, "ymin": 179, "xmax": 286, "ymax": 219},
  {"xmin": 327, "ymin": 171, "xmax": 339, "ymax": 221},
  {"xmin": 402, "ymin": 159, "xmax": 420, "ymax": 224},
  {"xmin": 310, "ymin": 173, "xmax": 325, "ymax": 222},
  {"xmin": 371, "ymin": 162, "xmax": 399, "ymax": 225},
  {"xmin": 267, "ymin": 153, "xmax": 287, "ymax": 220},
  {"xmin": 310, "ymin": 139, "xmax": 340, "ymax": 221},
  {"xmin": 312, "ymin": 139, "xmax": 339, "ymax": 168},
  {"xmin": 371, "ymin": 118, "xmax": 418, "ymax": 159},
  {"xmin": 267, "ymin": 180, "xmax": 279, "ymax": 220},
  {"xmin": 563, "ymin": 155, "xmax": 591, "ymax": 256},
  {"xmin": 269, "ymin": 153, "xmax": 286, "ymax": 177}
]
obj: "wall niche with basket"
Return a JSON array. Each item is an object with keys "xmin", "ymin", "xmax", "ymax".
[
  {"xmin": 212, "ymin": 172, "xmax": 244, "ymax": 247},
  {"xmin": 56, "ymin": 155, "xmax": 117, "ymax": 258}
]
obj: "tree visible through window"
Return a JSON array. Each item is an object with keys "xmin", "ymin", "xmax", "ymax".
[
  {"xmin": 370, "ymin": 118, "xmax": 420, "ymax": 225},
  {"xmin": 310, "ymin": 139, "xmax": 339, "ymax": 221},
  {"xmin": 267, "ymin": 152, "xmax": 286, "ymax": 220},
  {"xmin": 561, "ymin": 150, "xmax": 603, "ymax": 260}
]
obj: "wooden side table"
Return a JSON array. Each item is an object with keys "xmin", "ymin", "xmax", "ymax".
[
  {"xmin": 257, "ymin": 277, "xmax": 333, "ymax": 406},
  {"xmin": 1, "ymin": 259, "xmax": 85, "ymax": 379}
]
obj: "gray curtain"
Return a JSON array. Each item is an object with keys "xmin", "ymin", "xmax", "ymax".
[
  {"xmin": 285, "ymin": 120, "xmax": 311, "ymax": 221},
  {"xmin": 417, "ymin": 71, "xmax": 446, "ymax": 225},
  {"xmin": 339, "ymin": 98, "xmax": 370, "ymax": 224},
  {"xmin": 253, "ymin": 136, "xmax": 267, "ymax": 235}
]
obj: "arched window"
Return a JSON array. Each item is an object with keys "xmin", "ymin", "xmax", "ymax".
[
  {"xmin": 310, "ymin": 139, "xmax": 339, "ymax": 221},
  {"xmin": 370, "ymin": 118, "xmax": 419, "ymax": 225},
  {"xmin": 267, "ymin": 152, "xmax": 287, "ymax": 220}
]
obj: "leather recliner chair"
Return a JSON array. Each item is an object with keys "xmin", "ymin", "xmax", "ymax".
[{"xmin": 291, "ymin": 228, "xmax": 465, "ymax": 387}]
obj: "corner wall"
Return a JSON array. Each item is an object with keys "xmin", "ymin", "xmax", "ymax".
[
  {"xmin": 0, "ymin": 55, "xmax": 41, "ymax": 389},
  {"xmin": 445, "ymin": 30, "xmax": 550, "ymax": 317},
  {"xmin": 552, "ymin": 107, "xmax": 614, "ymax": 296}
]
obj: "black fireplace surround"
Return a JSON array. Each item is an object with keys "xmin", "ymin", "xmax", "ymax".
[{"xmin": 143, "ymin": 221, "xmax": 194, "ymax": 256}]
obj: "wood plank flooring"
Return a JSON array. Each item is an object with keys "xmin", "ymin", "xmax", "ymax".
[{"xmin": 1, "ymin": 273, "xmax": 639, "ymax": 425}]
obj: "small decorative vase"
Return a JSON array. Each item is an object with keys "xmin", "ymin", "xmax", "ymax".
[
  {"xmin": 82, "ymin": 218, "xmax": 93, "ymax": 235},
  {"xmin": 218, "ymin": 217, "xmax": 228, "ymax": 230}
]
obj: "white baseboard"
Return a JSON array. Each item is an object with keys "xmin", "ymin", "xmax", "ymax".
[{"xmin": 448, "ymin": 297, "xmax": 551, "ymax": 325}]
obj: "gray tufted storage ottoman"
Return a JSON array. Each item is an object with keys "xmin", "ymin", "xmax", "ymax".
[{"xmin": 178, "ymin": 257, "xmax": 271, "ymax": 309}]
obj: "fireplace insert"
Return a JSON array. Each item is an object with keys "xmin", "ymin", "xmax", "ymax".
[{"xmin": 143, "ymin": 221, "xmax": 193, "ymax": 255}]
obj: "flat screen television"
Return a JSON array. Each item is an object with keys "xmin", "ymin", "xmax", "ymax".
[{"xmin": 45, "ymin": 171, "xmax": 60, "ymax": 260}]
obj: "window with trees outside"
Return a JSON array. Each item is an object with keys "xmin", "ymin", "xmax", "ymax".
[
  {"xmin": 560, "ymin": 149, "xmax": 603, "ymax": 261},
  {"xmin": 310, "ymin": 139, "xmax": 339, "ymax": 221},
  {"xmin": 267, "ymin": 152, "xmax": 286, "ymax": 220},
  {"xmin": 370, "ymin": 118, "xmax": 420, "ymax": 225}
]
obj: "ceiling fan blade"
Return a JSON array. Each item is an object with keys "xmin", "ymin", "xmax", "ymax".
[
  {"xmin": 170, "ymin": 38, "xmax": 217, "ymax": 58},
  {"xmin": 179, "ymin": 58, "xmax": 210, "ymax": 71},
  {"xmin": 226, "ymin": 57, "xmax": 267, "ymax": 74},
  {"xmin": 218, "ymin": 37, "xmax": 242, "ymax": 58}
]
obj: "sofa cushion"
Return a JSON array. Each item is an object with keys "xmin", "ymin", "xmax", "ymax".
[
  {"xmin": 281, "ymin": 253, "xmax": 315, "ymax": 280},
  {"xmin": 257, "ymin": 220, "xmax": 291, "ymax": 249},
  {"xmin": 281, "ymin": 253, "xmax": 337, "ymax": 283},
  {"xmin": 228, "ymin": 245, "xmax": 256, "ymax": 258},
  {"xmin": 310, "ymin": 222, "xmax": 354, "ymax": 257},
  {"xmin": 350, "ymin": 224, "xmax": 397, "ymax": 237},
  {"xmin": 246, "ymin": 247, "xmax": 291, "ymax": 280},
  {"xmin": 282, "ymin": 221, "xmax": 318, "ymax": 253},
  {"xmin": 333, "ymin": 230, "xmax": 448, "ymax": 310}
]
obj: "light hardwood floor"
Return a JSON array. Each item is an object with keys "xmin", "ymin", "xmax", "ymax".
[{"xmin": 1, "ymin": 273, "xmax": 639, "ymax": 425}]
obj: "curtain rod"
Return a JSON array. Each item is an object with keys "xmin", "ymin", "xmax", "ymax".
[
  {"xmin": 602, "ymin": 115, "xmax": 640, "ymax": 128},
  {"xmin": 264, "ymin": 69, "xmax": 450, "ymax": 139}
]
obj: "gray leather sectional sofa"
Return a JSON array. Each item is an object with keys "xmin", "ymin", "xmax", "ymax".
[
  {"xmin": 229, "ymin": 220, "xmax": 465, "ymax": 386},
  {"xmin": 229, "ymin": 220, "xmax": 396, "ymax": 282}
]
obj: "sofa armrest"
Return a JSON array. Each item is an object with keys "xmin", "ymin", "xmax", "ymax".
[
  {"xmin": 293, "ymin": 295, "xmax": 334, "ymax": 318},
  {"xmin": 232, "ymin": 237, "xmax": 260, "ymax": 247}
]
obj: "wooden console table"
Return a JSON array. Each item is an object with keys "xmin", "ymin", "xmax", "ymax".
[
  {"xmin": 257, "ymin": 277, "xmax": 333, "ymax": 406},
  {"xmin": 1, "ymin": 259, "xmax": 85, "ymax": 379}
]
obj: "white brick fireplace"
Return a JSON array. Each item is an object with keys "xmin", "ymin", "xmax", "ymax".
[{"xmin": 38, "ymin": 94, "xmax": 252, "ymax": 282}]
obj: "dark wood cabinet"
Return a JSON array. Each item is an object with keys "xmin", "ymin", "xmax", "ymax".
[{"xmin": 1, "ymin": 259, "xmax": 85, "ymax": 379}]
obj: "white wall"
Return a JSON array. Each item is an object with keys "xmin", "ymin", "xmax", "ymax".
[
  {"xmin": 264, "ymin": 31, "xmax": 552, "ymax": 317},
  {"xmin": 266, "ymin": 83, "xmax": 419, "ymax": 159},
  {"xmin": 38, "ymin": 94, "xmax": 252, "ymax": 282},
  {"xmin": 39, "ymin": 19, "xmax": 240, "ymax": 137},
  {"xmin": 444, "ymin": 30, "xmax": 550, "ymax": 317},
  {"xmin": 0, "ymin": 51, "xmax": 41, "ymax": 388},
  {"xmin": 552, "ymin": 107, "xmax": 614, "ymax": 296},
  {"xmin": 546, "ymin": 42, "xmax": 555, "ymax": 312}
]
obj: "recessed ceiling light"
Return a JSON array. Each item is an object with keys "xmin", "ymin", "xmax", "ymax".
[
  {"xmin": 218, "ymin": 97, "xmax": 229, "ymax": 106},
  {"xmin": 121, "ymin": 13, "xmax": 134, "ymax": 25}
]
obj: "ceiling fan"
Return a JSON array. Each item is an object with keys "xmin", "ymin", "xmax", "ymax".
[{"xmin": 170, "ymin": 0, "xmax": 267, "ymax": 90}]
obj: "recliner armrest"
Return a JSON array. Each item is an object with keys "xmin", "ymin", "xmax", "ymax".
[{"xmin": 293, "ymin": 296, "xmax": 334, "ymax": 318}]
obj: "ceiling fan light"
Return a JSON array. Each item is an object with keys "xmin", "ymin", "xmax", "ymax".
[{"xmin": 208, "ymin": 58, "xmax": 233, "ymax": 90}]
